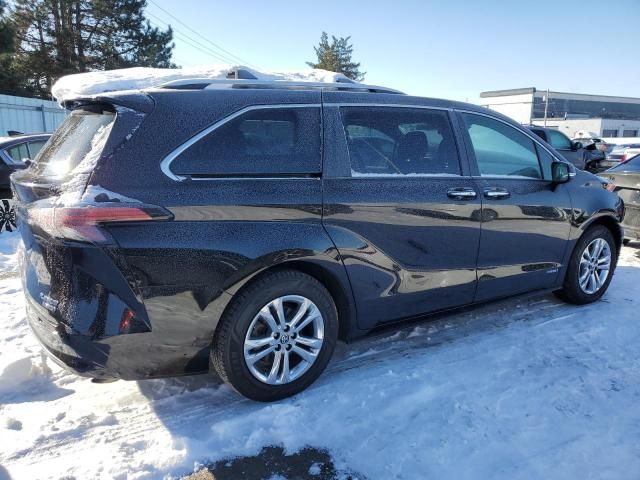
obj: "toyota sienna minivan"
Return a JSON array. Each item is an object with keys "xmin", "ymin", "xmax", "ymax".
[{"xmin": 11, "ymin": 73, "xmax": 624, "ymax": 401}]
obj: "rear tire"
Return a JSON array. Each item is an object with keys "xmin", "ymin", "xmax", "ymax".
[
  {"xmin": 211, "ymin": 270, "xmax": 338, "ymax": 402},
  {"xmin": 556, "ymin": 225, "xmax": 617, "ymax": 305}
]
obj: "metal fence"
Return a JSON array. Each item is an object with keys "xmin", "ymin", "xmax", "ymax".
[{"xmin": 0, "ymin": 94, "xmax": 67, "ymax": 135}]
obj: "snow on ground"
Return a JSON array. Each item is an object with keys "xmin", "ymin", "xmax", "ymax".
[
  {"xmin": 1, "ymin": 229, "xmax": 640, "ymax": 479},
  {"xmin": 51, "ymin": 65, "xmax": 352, "ymax": 104}
]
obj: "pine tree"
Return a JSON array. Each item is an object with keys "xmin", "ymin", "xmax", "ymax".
[
  {"xmin": 0, "ymin": 0, "xmax": 24, "ymax": 96},
  {"xmin": 5, "ymin": 0, "xmax": 176, "ymax": 98},
  {"xmin": 306, "ymin": 32, "xmax": 365, "ymax": 82}
]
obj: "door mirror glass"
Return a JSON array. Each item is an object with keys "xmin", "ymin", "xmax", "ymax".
[
  {"xmin": 552, "ymin": 161, "xmax": 570, "ymax": 184},
  {"xmin": 572, "ymin": 141, "xmax": 582, "ymax": 151}
]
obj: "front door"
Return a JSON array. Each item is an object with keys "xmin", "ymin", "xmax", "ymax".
[
  {"xmin": 458, "ymin": 112, "xmax": 573, "ymax": 302},
  {"xmin": 322, "ymin": 103, "xmax": 482, "ymax": 330}
]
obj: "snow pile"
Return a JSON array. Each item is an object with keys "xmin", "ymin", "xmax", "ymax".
[
  {"xmin": 0, "ymin": 353, "xmax": 52, "ymax": 396},
  {"xmin": 2, "ymin": 228, "xmax": 640, "ymax": 478},
  {"xmin": 51, "ymin": 65, "xmax": 352, "ymax": 104}
]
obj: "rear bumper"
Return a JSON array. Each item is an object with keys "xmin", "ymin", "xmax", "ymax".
[
  {"xmin": 20, "ymin": 235, "xmax": 216, "ymax": 380},
  {"xmin": 26, "ymin": 295, "xmax": 116, "ymax": 379},
  {"xmin": 26, "ymin": 293, "xmax": 213, "ymax": 380}
]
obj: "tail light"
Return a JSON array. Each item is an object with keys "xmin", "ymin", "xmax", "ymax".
[
  {"xmin": 621, "ymin": 154, "xmax": 627, "ymax": 163},
  {"xmin": 119, "ymin": 308, "xmax": 149, "ymax": 334},
  {"xmin": 606, "ymin": 183, "xmax": 617, "ymax": 192},
  {"xmin": 28, "ymin": 204, "xmax": 172, "ymax": 243}
]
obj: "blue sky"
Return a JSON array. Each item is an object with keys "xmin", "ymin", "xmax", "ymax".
[{"xmin": 150, "ymin": 0, "xmax": 640, "ymax": 102}]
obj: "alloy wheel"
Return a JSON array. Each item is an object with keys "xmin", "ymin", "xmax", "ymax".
[
  {"xmin": 243, "ymin": 295, "xmax": 324, "ymax": 385},
  {"xmin": 578, "ymin": 238, "xmax": 611, "ymax": 295}
]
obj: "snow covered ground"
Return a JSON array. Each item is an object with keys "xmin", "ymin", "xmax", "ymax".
[{"xmin": 1, "ymin": 228, "xmax": 640, "ymax": 479}]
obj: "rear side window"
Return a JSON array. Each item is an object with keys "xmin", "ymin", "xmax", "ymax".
[
  {"xmin": 461, "ymin": 113, "xmax": 542, "ymax": 179},
  {"xmin": 33, "ymin": 106, "xmax": 115, "ymax": 178},
  {"xmin": 340, "ymin": 107, "xmax": 460, "ymax": 176},
  {"xmin": 7, "ymin": 143, "xmax": 29, "ymax": 162},
  {"xmin": 171, "ymin": 107, "xmax": 321, "ymax": 176}
]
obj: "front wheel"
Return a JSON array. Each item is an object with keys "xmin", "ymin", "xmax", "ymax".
[
  {"xmin": 211, "ymin": 270, "xmax": 338, "ymax": 401},
  {"xmin": 556, "ymin": 226, "xmax": 617, "ymax": 305}
]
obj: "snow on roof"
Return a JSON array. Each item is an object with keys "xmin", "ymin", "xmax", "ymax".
[{"xmin": 51, "ymin": 65, "xmax": 353, "ymax": 104}]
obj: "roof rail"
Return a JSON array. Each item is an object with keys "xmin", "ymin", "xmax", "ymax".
[{"xmin": 158, "ymin": 78, "xmax": 404, "ymax": 95}]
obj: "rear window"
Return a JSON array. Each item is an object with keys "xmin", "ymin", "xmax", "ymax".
[
  {"xmin": 171, "ymin": 107, "xmax": 321, "ymax": 176},
  {"xmin": 32, "ymin": 106, "xmax": 115, "ymax": 178}
]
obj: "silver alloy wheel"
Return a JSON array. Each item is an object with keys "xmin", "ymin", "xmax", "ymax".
[
  {"xmin": 243, "ymin": 295, "xmax": 324, "ymax": 385},
  {"xmin": 578, "ymin": 238, "xmax": 612, "ymax": 295}
]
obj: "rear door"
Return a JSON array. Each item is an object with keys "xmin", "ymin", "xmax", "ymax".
[
  {"xmin": 322, "ymin": 102, "xmax": 482, "ymax": 330},
  {"xmin": 458, "ymin": 111, "xmax": 573, "ymax": 301}
]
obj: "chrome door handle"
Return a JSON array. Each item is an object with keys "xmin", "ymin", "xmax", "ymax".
[
  {"xmin": 447, "ymin": 187, "xmax": 477, "ymax": 200},
  {"xmin": 484, "ymin": 188, "xmax": 510, "ymax": 199}
]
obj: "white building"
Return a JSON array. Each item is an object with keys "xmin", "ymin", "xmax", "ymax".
[{"xmin": 480, "ymin": 88, "xmax": 640, "ymax": 138}]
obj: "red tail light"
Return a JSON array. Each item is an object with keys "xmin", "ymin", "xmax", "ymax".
[
  {"xmin": 28, "ymin": 204, "xmax": 171, "ymax": 242},
  {"xmin": 621, "ymin": 154, "xmax": 627, "ymax": 163}
]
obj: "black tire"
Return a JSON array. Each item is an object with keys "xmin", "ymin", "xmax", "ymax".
[
  {"xmin": 211, "ymin": 270, "xmax": 338, "ymax": 402},
  {"xmin": 555, "ymin": 225, "xmax": 617, "ymax": 305}
]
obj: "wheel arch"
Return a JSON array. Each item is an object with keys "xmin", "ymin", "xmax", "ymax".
[
  {"xmin": 580, "ymin": 213, "xmax": 623, "ymax": 254},
  {"xmin": 217, "ymin": 259, "xmax": 359, "ymax": 342}
]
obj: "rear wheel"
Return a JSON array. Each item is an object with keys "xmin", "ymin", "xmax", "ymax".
[
  {"xmin": 556, "ymin": 226, "xmax": 617, "ymax": 304},
  {"xmin": 211, "ymin": 270, "xmax": 338, "ymax": 401}
]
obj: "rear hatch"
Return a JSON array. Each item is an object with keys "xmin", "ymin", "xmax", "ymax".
[{"xmin": 11, "ymin": 97, "xmax": 168, "ymax": 346}]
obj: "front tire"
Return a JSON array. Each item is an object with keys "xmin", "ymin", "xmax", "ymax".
[
  {"xmin": 556, "ymin": 225, "xmax": 617, "ymax": 305},
  {"xmin": 211, "ymin": 270, "xmax": 338, "ymax": 402}
]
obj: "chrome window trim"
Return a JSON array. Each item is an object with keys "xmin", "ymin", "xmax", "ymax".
[
  {"xmin": 332, "ymin": 103, "xmax": 450, "ymax": 111},
  {"xmin": 160, "ymin": 103, "xmax": 322, "ymax": 182},
  {"xmin": 455, "ymin": 108, "xmax": 576, "ymax": 177}
]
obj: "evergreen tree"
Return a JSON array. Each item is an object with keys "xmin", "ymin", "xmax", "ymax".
[
  {"xmin": 5, "ymin": 0, "xmax": 176, "ymax": 98},
  {"xmin": 306, "ymin": 32, "xmax": 365, "ymax": 81},
  {"xmin": 0, "ymin": 0, "xmax": 24, "ymax": 96}
]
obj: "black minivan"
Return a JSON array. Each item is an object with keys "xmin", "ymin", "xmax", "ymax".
[{"xmin": 11, "ymin": 76, "xmax": 624, "ymax": 401}]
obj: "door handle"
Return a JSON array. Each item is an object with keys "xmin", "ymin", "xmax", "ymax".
[
  {"xmin": 483, "ymin": 187, "xmax": 510, "ymax": 199},
  {"xmin": 447, "ymin": 187, "xmax": 477, "ymax": 200}
]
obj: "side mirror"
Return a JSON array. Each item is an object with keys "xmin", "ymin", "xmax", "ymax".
[
  {"xmin": 552, "ymin": 161, "xmax": 571, "ymax": 184},
  {"xmin": 571, "ymin": 141, "xmax": 582, "ymax": 151}
]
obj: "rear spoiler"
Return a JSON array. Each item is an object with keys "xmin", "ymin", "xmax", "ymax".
[{"xmin": 62, "ymin": 91, "xmax": 155, "ymax": 114}]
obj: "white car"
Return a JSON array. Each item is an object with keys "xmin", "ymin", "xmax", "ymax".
[{"xmin": 622, "ymin": 148, "xmax": 640, "ymax": 163}]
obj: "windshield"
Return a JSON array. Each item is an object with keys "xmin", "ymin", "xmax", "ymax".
[{"xmin": 32, "ymin": 106, "xmax": 115, "ymax": 178}]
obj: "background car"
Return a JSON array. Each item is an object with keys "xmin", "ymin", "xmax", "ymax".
[
  {"xmin": 528, "ymin": 126, "xmax": 606, "ymax": 172},
  {"xmin": 601, "ymin": 153, "xmax": 640, "ymax": 244},
  {"xmin": 621, "ymin": 147, "xmax": 640, "ymax": 163},
  {"xmin": 602, "ymin": 143, "xmax": 640, "ymax": 170},
  {"xmin": 0, "ymin": 133, "xmax": 50, "ymax": 195}
]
